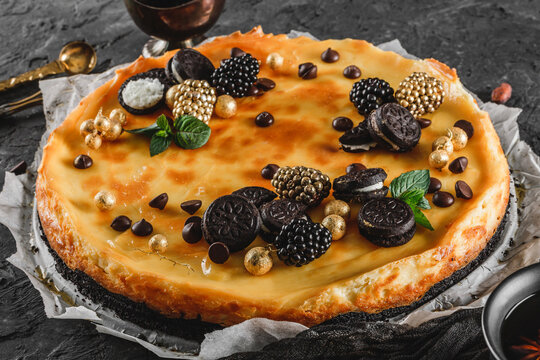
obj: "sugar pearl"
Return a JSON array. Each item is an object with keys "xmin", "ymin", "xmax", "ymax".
[
  {"xmin": 94, "ymin": 190, "xmax": 115, "ymax": 211},
  {"xmin": 149, "ymin": 234, "xmax": 168, "ymax": 253}
]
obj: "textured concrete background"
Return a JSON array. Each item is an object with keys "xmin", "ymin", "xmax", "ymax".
[{"xmin": 1, "ymin": 0, "xmax": 539, "ymax": 358}]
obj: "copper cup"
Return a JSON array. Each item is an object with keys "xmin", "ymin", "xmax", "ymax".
[{"xmin": 123, "ymin": 0, "xmax": 226, "ymax": 56}]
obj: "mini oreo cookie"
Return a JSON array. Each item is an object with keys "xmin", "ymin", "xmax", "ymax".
[
  {"xmin": 202, "ymin": 195, "xmax": 261, "ymax": 252},
  {"xmin": 357, "ymin": 197, "xmax": 416, "ymax": 247},
  {"xmin": 165, "ymin": 48, "xmax": 215, "ymax": 84},
  {"xmin": 259, "ymin": 199, "xmax": 309, "ymax": 235},
  {"xmin": 118, "ymin": 68, "xmax": 171, "ymax": 115},
  {"xmin": 367, "ymin": 103, "xmax": 421, "ymax": 152},
  {"xmin": 232, "ymin": 186, "xmax": 277, "ymax": 208},
  {"xmin": 339, "ymin": 121, "xmax": 376, "ymax": 153},
  {"xmin": 333, "ymin": 168, "xmax": 388, "ymax": 203}
]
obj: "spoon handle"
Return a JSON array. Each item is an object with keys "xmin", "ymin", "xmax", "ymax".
[{"xmin": 0, "ymin": 60, "xmax": 66, "ymax": 92}]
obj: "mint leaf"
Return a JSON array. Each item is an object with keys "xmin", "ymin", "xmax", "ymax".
[
  {"xmin": 173, "ymin": 115, "xmax": 199, "ymax": 131},
  {"xmin": 174, "ymin": 116, "xmax": 211, "ymax": 150},
  {"xmin": 411, "ymin": 205, "xmax": 434, "ymax": 231},
  {"xmin": 417, "ymin": 197, "xmax": 431, "ymax": 210},
  {"xmin": 149, "ymin": 134, "xmax": 172, "ymax": 157},
  {"xmin": 399, "ymin": 188, "xmax": 424, "ymax": 206},
  {"xmin": 155, "ymin": 130, "xmax": 169, "ymax": 138},
  {"xmin": 156, "ymin": 114, "xmax": 171, "ymax": 133},
  {"xmin": 389, "ymin": 169, "xmax": 430, "ymax": 198},
  {"xmin": 125, "ymin": 123, "xmax": 160, "ymax": 138}
]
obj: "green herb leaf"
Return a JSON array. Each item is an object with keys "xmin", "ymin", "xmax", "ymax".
[
  {"xmin": 417, "ymin": 197, "xmax": 431, "ymax": 210},
  {"xmin": 149, "ymin": 134, "xmax": 172, "ymax": 157},
  {"xmin": 389, "ymin": 169, "xmax": 430, "ymax": 198},
  {"xmin": 125, "ymin": 123, "xmax": 160, "ymax": 138},
  {"xmin": 173, "ymin": 116, "xmax": 211, "ymax": 150},
  {"xmin": 399, "ymin": 188, "xmax": 425, "ymax": 206},
  {"xmin": 173, "ymin": 115, "xmax": 199, "ymax": 131},
  {"xmin": 411, "ymin": 205, "xmax": 434, "ymax": 231},
  {"xmin": 156, "ymin": 114, "xmax": 172, "ymax": 134},
  {"xmin": 155, "ymin": 130, "xmax": 169, "ymax": 138}
]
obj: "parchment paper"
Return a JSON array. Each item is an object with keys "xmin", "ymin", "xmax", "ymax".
[{"xmin": 1, "ymin": 32, "xmax": 539, "ymax": 359}]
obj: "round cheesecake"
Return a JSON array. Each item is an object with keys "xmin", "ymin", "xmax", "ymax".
[{"xmin": 36, "ymin": 27, "xmax": 510, "ymax": 327}]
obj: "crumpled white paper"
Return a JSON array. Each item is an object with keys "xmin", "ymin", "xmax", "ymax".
[{"xmin": 1, "ymin": 32, "xmax": 539, "ymax": 359}]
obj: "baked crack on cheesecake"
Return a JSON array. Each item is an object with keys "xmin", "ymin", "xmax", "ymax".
[{"xmin": 36, "ymin": 27, "xmax": 510, "ymax": 327}]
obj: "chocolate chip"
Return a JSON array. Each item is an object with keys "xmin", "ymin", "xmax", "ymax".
[
  {"xmin": 247, "ymin": 85, "xmax": 261, "ymax": 97},
  {"xmin": 454, "ymin": 120, "xmax": 474, "ymax": 139},
  {"xmin": 255, "ymin": 112, "xmax": 274, "ymax": 127},
  {"xmin": 149, "ymin": 193, "xmax": 168, "ymax": 210},
  {"xmin": 432, "ymin": 191, "xmax": 455, "ymax": 208},
  {"xmin": 332, "ymin": 117, "xmax": 354, "ymax": 132},
  {"xmin": 230, "ymin": 47, "xmax": 246, "ymax": 57},
  {"xmin": 9, "ymin": 161, "xmax": 27, "ymax": 175},
  {"xmin": 428, "ymin": 177, "xmax": 442, "ymax": 194},
  {"xmin": 73, "ymin": 155, "xmax": 93, "ymax": 169},
  {"xmin": 321, "ymin": 48, "xmax": 339, "ymax": 63},
  {"xmin": 298, "ymin": 62, "xmax": 317, "ymax": 80},
  {"xmin": 110, "ymin": 215, "xmax": 132, "ymax": 232},
  {"xmin": 416, "ymin": 118, "xmax": 432, "ymax": 129},
  {"xmin": 185, "ymin": 215, "xmax": 202, "ymax": 226},
  {"xmin": 208, "ymin": 242, "xmax": 230, "ymax": 264},
  {"xmin": 346, "ymin": 163, "xmax": 367, "ymax": 174},
  {"xmin": 181, "ymin": 199, "xmax": 202, "ymax": 215},
  {"xmin": 255, "ymin": 78, "xmax": 276, "ymax": 91},
  {"xmin": 343, "ymin": 65, "xmax": 361, "ymax": 79},
  {"xmin": 182, "ymin": 221, "xmax": 202, "ymax": 244},
  {"xmin": 455, "ymin": 180, "xmax": 473, "ymax": 200},
  {"xmin": 261, "ymin": 163, "xmax": 280, "ymax": 179},
  {"xmin": 131, "ymin": 219, "xmax": 153, "ymax": 236},
  {"xmin": 449, "ymin": 157, "xmax": 468, "ymax": 174}
]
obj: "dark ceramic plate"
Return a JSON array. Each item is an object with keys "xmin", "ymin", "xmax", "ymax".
[{"xmin": 482, "ymin": 262, "xmax": 540, "ymax": 360}]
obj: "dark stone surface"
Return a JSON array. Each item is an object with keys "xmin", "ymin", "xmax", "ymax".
[{"xmin": 0, "ymin": 0, "xmax": 539, "ymax": 359}]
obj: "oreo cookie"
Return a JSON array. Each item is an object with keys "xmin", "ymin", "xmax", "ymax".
[
  {"xmin": 118, "ymin": 68, "xmax": 172, "ymax": 115},
  {"xmin": 232, "ymin": 186, "xmax": 277, "ymax": 208},
  {"xmin": 202, "ymin": 195, "xmax": 261, "ymax": 252},
  {"xmin": 339, "ymin": 121, "xmax": 377, "ymax": 153},
  {"xmin": 333, "ymin": 168, "xmax": 388, "ymax": 203},
  {"xmin": 259, "ymin": 199, "xmax": 309, "ymax": 242},
  {"xmin": 357, "ymin": 197, "xmax": 416, "ymax": 247},
  {"xmin": 165, "ymin": 48, "xmax": 215, "ymax": 84},
  {"xmin": 366, "ymin": 103, "xmax": 421, "ymax": 152}
]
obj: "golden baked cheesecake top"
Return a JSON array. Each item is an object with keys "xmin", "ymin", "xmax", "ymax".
[{"xmin": 36, "ymin": 27, "xmax": 509, "ymax": 326}]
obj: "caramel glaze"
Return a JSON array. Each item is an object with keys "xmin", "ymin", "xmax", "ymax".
[{"xmin": 36, "ymin": 27, "xmax": 509, "ymax": 326}]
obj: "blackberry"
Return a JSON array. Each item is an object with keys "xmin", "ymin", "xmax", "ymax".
[
  {"xmin": 275, "ymin": 218, "xmax": 332, "ymax": 267},
  {"xmin": 349, "ymin": 78, "xmax": 396, "ymax": 116},
  {"xmin": 210, "ymin": 53, "xmax": 260, "ymax": 98}
]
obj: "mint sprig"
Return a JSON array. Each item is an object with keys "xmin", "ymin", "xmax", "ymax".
[
  {"xmin": 389, "ymin": 170, "xmax": 434, "ymax": 231},
  {"xmin": 126, "ymin": 114, "xmax": 211, "ymax": 156}
]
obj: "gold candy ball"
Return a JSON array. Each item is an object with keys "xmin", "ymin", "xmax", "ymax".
[
  {"xmin": 85, "ymin": 133, "xmax": 102, "ymax": 150},
  {"xmin": 80, "ymin": 119, "xmax": 95, "ymax": 136},
  {"xmin": 149, "ymin": 234, "xmax": 168, "ymax": 253},
  {"xmin": 266, "ymin": 52, "xmax": 284, "ymax": 70},
  {"xmin": 448, "ymin": 127, "xmax": 468, "ymax": 151},
  {"xmin": 432, "ymin": 136, "xmax": 454, "ymax": 155},
  {"xmin": 323, "ymin": 200, "xmax": 351, "ymax": 220},
  {"xmin": 94, "ymin": 190, "xmax": 115, "ymax": 211},
  {"xmin": 94, "ymin": 114, "xmax": 111, "ymax": 133},
  {"xmin": 102, "ymin": 121, "xmax": 123, "ymax": 141},
  {"xmin": 244, "ymin": 247, "xmax": 273, "ymax": 276},
  {"xmin": 166, "ymin": 84, "xmax": 182, "ymax": 110},
  {"xmin": 428, "ymin": 149, "xmax": 450, "ymax": 169},
  {"xmin": 109, "ymin": 108, "xmax": 127, "ymax": 126},
  {"xmin": 321, "ymin": 215, "xmax": 347, "ymax": 241},
  {"xmin": 214, "ymin": 95, "xmax": 237, "ymax": 118}
]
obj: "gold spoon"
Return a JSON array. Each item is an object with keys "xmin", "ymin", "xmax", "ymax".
[{"xmin": 0, "ymin": 41, "xmax": 97, "ymax": 92}]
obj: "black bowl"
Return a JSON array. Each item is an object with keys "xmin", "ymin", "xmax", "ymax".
[{"xmin": 482, "ymin": 262, "xmax": 540, "ymax": 359}]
